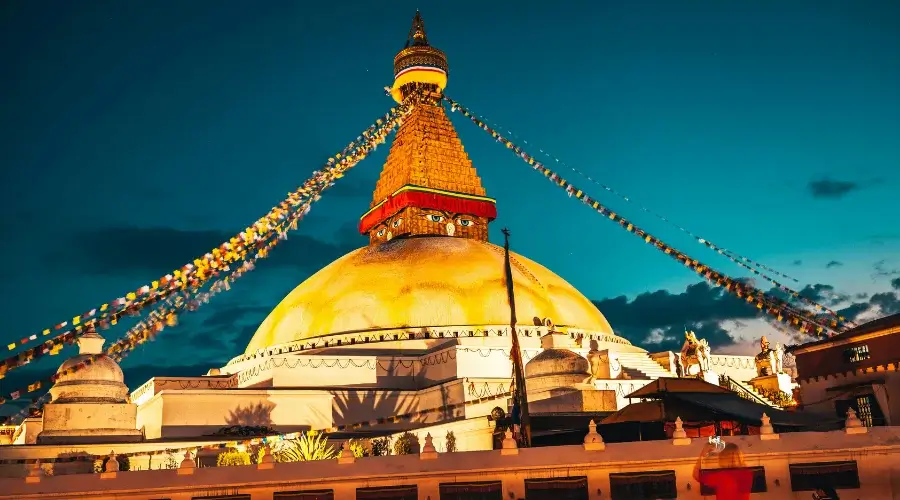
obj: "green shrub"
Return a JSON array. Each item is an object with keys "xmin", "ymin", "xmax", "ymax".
[
  {"xmin": 370, "ymin": 436, "xmax": 392, "ymax": 457},
  {"xmin": 346, "ymin": 438, "xmax": 371, "ymax": 458},
  {"xmin": 273, "ymin": 431, "xmax": 337, "ymax": 462},
  {"xmin": 393, "ymin": 432, "xmax": 418, "ymax": 455},
  {"xmin": 216, "ymin": 449, "xmax": 251, "ymax": 467}
]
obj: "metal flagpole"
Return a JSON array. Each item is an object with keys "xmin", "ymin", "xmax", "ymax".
[{"xmin": 502, "ymin": 228, "xmax": 532, "ymax": 447}]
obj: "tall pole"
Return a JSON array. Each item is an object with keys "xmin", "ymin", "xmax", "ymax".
[{"xmin": 502, "ymin": 228, "xmax": 531, "ymax": 447}]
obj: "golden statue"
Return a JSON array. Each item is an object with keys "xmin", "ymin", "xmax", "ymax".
[
  {"xmin": 754, "ymin": 335, "xmax": 784, "ymax": 376},
  {"xmin": 679, "ymin": 330, "xmax": 711, "ymax": 377}
]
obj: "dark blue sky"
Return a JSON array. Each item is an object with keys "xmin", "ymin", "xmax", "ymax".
[{"xmin": 1, "ymin": 1, "xmax": 898, "ymax": 405}]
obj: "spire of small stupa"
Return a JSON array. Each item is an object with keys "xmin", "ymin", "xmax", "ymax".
[
  {"xmin": 77, "ymin": 327, "xmax": 106, "ymax": 355},
  {"xmin": 361, "ymin": 11, "xmax": 497, "ymax": 246}
]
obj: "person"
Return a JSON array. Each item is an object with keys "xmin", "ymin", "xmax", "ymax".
[
  {"xmin": 693, "ymin": 440, "xmax": 754, "ymax": 500},
  {"xmin": 812, "ymin": 483, "xmax": 840, "ymax": 499}
]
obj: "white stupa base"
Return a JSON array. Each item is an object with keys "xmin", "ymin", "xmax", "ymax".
[{"xmin": 37, "ymin": 403, "xmax": 142, "ymax": 445}]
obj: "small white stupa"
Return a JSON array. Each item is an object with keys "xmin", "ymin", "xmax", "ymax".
[
  {"xmin": 523, "ymin": 319, "xmax": 617, "ymax": 413},
  {"xmin": 37, "ymin": 329, "xmax": 142, "ymax": 444}
]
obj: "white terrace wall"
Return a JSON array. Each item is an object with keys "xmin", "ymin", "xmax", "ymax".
[
  {"xmin": 1, "ymin": 427, "xmax": 899, "ymax": 499},
  {"xmin": 650, "ymin": 351, "xmax": 759, "ymax": 382}
]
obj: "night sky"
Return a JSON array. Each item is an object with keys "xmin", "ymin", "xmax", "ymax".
[{"xmin": 1, "ymin": 1, "xmax": 898, "ymax": 413}]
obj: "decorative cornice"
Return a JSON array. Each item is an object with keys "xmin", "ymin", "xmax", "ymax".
[{"xmin": 791, "ymin": 325, "xmax": 900, "ymax": 355}]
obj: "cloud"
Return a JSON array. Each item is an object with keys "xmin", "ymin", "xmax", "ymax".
[
  {"xmin": 893, "ymin": 278, "xmax": 900, "ymax": 291},
  {"xmin": 807, "ymin": 178, "xmax": 860, "ymax": 199},
  {"xmin": 593, "ymin": 281, "xmax": 761, "ymax": 351},
  {"xmin": 825, "ymin": 260, "xmax": 843, "ymax": 269},
  {"xmin": 869, "ymin": 292, "xmax": 900, "ymax": 315},
  {"xmin": 42, "ymin": 225, "xmax": 361, "ymax": 278},
  {"xmin": 595, "ymin": 280, "xmax": 900, "ymax": 353},
  {"xmin": 873, "ymin": 260, "xmax": 900, "ymax": 281},
  {"xmin": 792, "ymin": 260, "xmax": 802, "ymax": 266},
  {"xmin": 796, "ymin": 283, "xmax": 849, "ymax": 306}
]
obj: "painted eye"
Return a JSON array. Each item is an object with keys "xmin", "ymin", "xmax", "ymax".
[
  {"xmin": 376, "ymin": 228, "xmax": 386, "ymax": 237},
  {"xmin": 458, "ymin": 219, "xmax": 474, "ymax": 227},
  {"xmin": 426, "ymin": 214, "xmax": 444, "ymax": 223},
  {"xmin": 392, "ymin": 218, "xmax": 403, "ymax": 228}
]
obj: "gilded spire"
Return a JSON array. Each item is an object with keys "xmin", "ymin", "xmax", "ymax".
[
  {"xmin": 406, "ymin": 11, "xmax": 429, "ymax": 48},
  {"xmin": 362, "ymin": 12, "xmax": 496, "ymax": 246},
  {"xmin": 390, "ymin": 11, "xmax": 448, "ymax": 103}
]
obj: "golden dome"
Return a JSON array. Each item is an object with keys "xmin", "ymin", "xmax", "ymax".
[{"xmin": 244, "ymin": 237, "xmax": 615, "ymax": 354}]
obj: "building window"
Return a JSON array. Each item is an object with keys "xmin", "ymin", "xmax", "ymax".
[
  {"xmin": 789, "ymin": 461, "xmax": 860, "ymax": 491},
  {"xmin": 844, "ymin": 345, "xmax": 870, "ymax": 363},
  {"xmin": 356, "ymin": 485, "xmax": 417, "ymax": 500},
  {"xmin": 609, "ymin": 470, "xmax": 677, "ymax": 500},
  {"xmin": 274, "ymin": 490, "xmax": 334, "ymax": 500},
  {"xmin": 439, "ymin": 480, "xmax": 502, "ymax": 500},
  {"xmin": 700, "ymin": 466, "xmax": 767, "ymax": 495},
  {"xmin": 524, "ymin": 477, "xmax": 589, "ymax": 500},
  {"xmin": 835, "ymin": 394, "xmax": 886, "ymax": 427},
  {"xmin": 855, "ymin": 394, "xmax": 887, "ymax": 426},
  {"xmin": 191, "ymin": 496, "xmax": 250, "ymax": 500}
]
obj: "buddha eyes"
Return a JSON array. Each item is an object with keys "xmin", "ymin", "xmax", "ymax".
[
  {"xmin": 392, "ymin": 218, "xmax": 403, "ymax": 228},
  {"xmin": 426, "ymin": 214, "xmax": 444, "ymax": 223},
  {"xmin": 376, "ymin": 228, "xmax": 386, "ymax": 237},
  {"xmin": 458, "ymin": 219, "xmax": 474, "ymax": 227}
]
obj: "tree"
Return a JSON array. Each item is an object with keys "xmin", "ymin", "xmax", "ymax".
[{"xmin": 445, "ymin": 430, "xmax": 457, "ymax": 452}]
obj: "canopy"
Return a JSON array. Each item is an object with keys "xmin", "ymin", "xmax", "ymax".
[
  {"xmin": 626, "ymin": 377, "xmax": 732, "ymax": 399},
  {"xmin": 602, "ymin": 390, "xmax": 835, "ymax": 429}
]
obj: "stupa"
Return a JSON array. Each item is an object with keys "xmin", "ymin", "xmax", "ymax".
[
  {"xmin": 37, "ymin": 329, "xmax": 142, "ymax": 444},
  {"xmin": 242, "ymin": 11, "xmax": 617, "ymax": 353},
  {"xmin": 10, "ymin": 13, "xmax": 763, "ymax": 454}
]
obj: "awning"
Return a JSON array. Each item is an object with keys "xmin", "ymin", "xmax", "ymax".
[
  {"xmin": 667, "ymin": 392, "xmax": 835, "ymax": 428},
  {"xmin": 601, "ymin": 401, "xmax": 666, "ymax": 424},
  {"xmin": 626, "ymin": 377, "xmax": 732, "ymax": 399},
  {"xmin": 602, "ymin": 391, "xmax": 836, "ymax": 429}
]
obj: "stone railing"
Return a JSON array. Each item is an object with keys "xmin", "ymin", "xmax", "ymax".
[
  {"xmin": 130, "ymin": 376, "xmax": 239, "ymax": 405},
  {"xmin": 2, "ymin": 426, "xmax": 897, "ymax": 499}
]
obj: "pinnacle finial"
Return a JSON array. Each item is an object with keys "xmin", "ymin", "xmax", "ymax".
[{"xmin": 406, "ymin": 11, "xmax": 428, "ymax": 48}]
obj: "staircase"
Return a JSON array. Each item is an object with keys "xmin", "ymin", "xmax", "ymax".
[
  {"xmin": 721, "ymin": 375, "xmax": 778, "ymax": 407},
  {"xmin": 616, "ymin": 352, "xmax": 677, "ymax": 379}
]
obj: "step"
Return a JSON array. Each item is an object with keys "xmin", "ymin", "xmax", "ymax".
[{"xmin": 730, "ymin": 379, "xmax": 777, "ymax": 407}]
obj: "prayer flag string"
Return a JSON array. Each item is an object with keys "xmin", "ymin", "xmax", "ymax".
[
  {"xmin": 3, "ymin": 98, "xmax": 417, "ymax": 362},
  {"xmin": 0, "ymin": 96, "xmax": 420, "ymax": 399},
  {"xmin": 447, "ymin": 103, "xmax": 852, "ymax": 330},
  {"xmin": 445, "ymin": 96, "xmax": 837, "ymax": 337}
]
